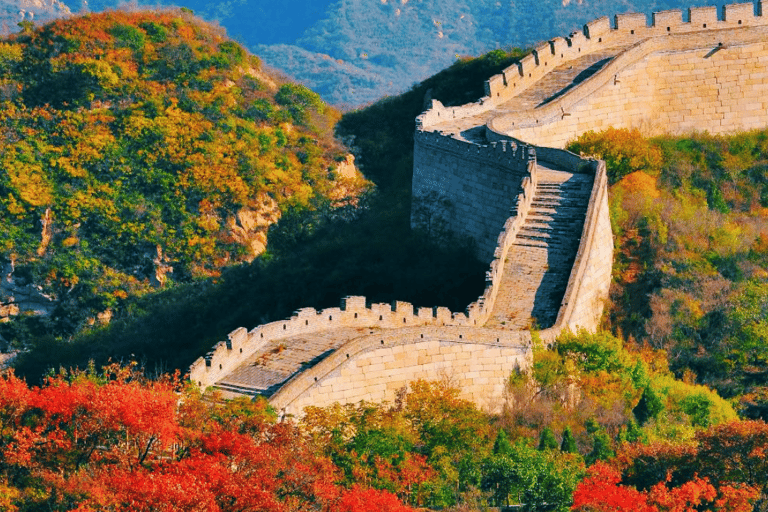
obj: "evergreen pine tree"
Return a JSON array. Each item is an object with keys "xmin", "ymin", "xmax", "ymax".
[
  {"xmin": 585, "ymin": 430, "xmax": 615, "ymax": 465},
  {"xmin": 633, "ymin": 386, "xmax": 663, "ymax": 425},
  {"xmin": 538, "ymin": 427, "xmax": 558, "ymax": 451},
  {"xmin": 560, "ymin": 426, "xmax": 578, "ymax": 453},
  {"xmin": 493, "ymin": 428, "xmax": 513, "ymax": 456}
]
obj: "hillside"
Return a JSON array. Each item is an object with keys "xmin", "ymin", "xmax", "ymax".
[
  {"xmin": 568, "ymin": 128, "xmax": 768, "ymax": 417},
  {"xmin": 0, "ymin": 10, "xmax": 368, "ymax": 355},
  {"xmin": 9, "ymin": 44, "xmax": 526, "ymax": 383},
  {"xmin": 0, "ymin": 0, "xmax": 739, "ymax": 106}
]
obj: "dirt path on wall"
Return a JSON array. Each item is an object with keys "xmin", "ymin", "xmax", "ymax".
[{"xmin": 485, "ymin": 162, "xmax": 593, "ymax": 330}]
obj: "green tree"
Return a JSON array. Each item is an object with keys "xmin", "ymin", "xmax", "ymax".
[
  {"xmin": 538, "ymin": 427, "xmax": 559, "ymax": 451},
  {"xmin": 275, "ymin": 83, "xmax": 325, "ymax": 126},
  {"xmin": 633, "ymin": 386, "xmax": 664, "ymax": 426},
  {"xmin": 481, "ymin": 441, "xmax": 583, "ymax": 511},
  {"xmin": 493, "ymin": 429, "xmax": 513, "ymax": 456},
  {"xmin": 560, "ymin": 427, "xmax": 578, "ymax": 454},
  {"xmin": 586, "ymin": 429, "xmax": 615, "ymax": 465}
]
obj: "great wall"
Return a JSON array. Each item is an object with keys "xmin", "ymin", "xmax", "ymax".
[{"xmin": 190, "ymin": 1, "xmax": 768, "ymax": 417}]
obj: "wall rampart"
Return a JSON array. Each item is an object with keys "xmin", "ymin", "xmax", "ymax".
[
  {"xmin": 412, "ymin": 130, "xmax": 534, "ymax": 262},
  {"xmin": 416, "ymin": 99, "xmax": 495, "ymax": 131},
  {"xmin": 462, "ymin": 166, "xmax": 538, "ymax": 326},
  {"xmin": 487, "ymin": 26, "xmax": 768, "ymax": 147},
  {"xmin": 268, "ymin": 326, "xmax": 531, "ymax": 417},
  {"xmin": 416, "ymin": 1, "xmax": 767, "ymax": 135},
  {"xmin": 189, "ymin": 295, "xmax": 497, "ymax": 390},
  {"xmin": 484, "ymin": 1, "xmax": 767, "ymax": 106},
  {"xmin": 540, "ymin": 158, "xmax": 613, "ymax": 338}
]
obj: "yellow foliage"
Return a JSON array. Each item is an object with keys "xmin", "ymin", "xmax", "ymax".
[
  {"xmin": 0, "ymin": 480, "xmax": 20, "ymax": 512},
  {"xmin": 6, "ymin": 163, "xmax": 54, "ymax": 207}
]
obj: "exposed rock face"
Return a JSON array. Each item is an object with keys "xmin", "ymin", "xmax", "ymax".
[
  {"xmin": 0, "ymin": 350, "xmax": 17, "ymax": 371},
  {"xmin": 0, "ymin": 261, "xmax": 56, "ymax": 321},
  {"xmin": 226, "ymin": 193, "xmax": 281, "ymax": 261},
  {"xmin": 150, "ymin": 245, "xmax": 174, "ymax": 288},
  {"xmin": 329, "ymin": 154, "xmax": 369, "ymax": 205},
  {"xmin": 0, "ymin": 0, "xmax": 71, "ymax": 35},
  {"xmin": 36, "ymin": 208, "xmax": 53, "ymax": 257},
  {"xmin": 334, "ymin": 154, "xmax": 357, "ymax": 179}
]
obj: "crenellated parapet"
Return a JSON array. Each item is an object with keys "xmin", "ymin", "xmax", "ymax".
[
  {"xmin": 190, "ymin": 3, "xmax": 768, "ymax": 415},
  {"xmin": 484, "ymin": 1, "xmax": 767, "ymax": 106},
  {"xmin": 418, "ymin": 1, "xmax": 768, "ymax": 145},
  {"xmin": 190, "ymin": 295, "xmax": 489, "ymax": 390}
]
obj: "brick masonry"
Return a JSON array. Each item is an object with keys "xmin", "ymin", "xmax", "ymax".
[{"xmin": 190, "ymin": 3, "xmax": 767, "ymax": 417}]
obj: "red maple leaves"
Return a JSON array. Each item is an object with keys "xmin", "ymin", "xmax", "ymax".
[{"xmin": 0, "ymin": 365, "xmax": 415, "ymax": 512}]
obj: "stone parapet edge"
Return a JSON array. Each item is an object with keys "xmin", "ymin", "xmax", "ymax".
[
  {"xmin": 485, "ymin": 1, "xmax": 766, "ymax": 107},
  {"xmin": 543, "ymin": 158, "xmax": 610, "ymax": 338},
  {"xmin": 486, "ymin": 25, "xmax": 768, "ymax": 137},
  {"xmin": 416, "ymin": 1, "xmax": 766, "ymax": 133},
  {"xmin": 189, "ymin": 298, "xmax": 484, "ymax": 390},
  {"xmin": 267, "ymin": 326, "xmax": 532, "ymax": 414},
  {"xmin": 464, "ymin": 159, "xmax": 538, "ymax": 325}
]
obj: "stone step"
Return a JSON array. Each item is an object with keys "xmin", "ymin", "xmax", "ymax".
[{"xmin": 487, "ymin": 164, "xmax": 594, "ymax": 330}]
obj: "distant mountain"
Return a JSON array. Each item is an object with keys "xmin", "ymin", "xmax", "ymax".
[
  {"xmin": 253, "ymin": 0, "xmax": 730, "ymax": 106},
  {"xmin": 0, "ymin": 0, "xmax": 739, "ymax": 105}
]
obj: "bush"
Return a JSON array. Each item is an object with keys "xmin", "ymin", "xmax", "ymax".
[{"xmin": 567, "ymin": 128, "xmax": 663, "ymax": 183}]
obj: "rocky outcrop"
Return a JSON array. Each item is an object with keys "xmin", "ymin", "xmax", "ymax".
[
  {"xmin": 226, "ymin": 193, "xmax": 282, "ymax": 261},
  {"xmin": 0, "ymin": 261, "xmax": 56, "ymax": 322}
]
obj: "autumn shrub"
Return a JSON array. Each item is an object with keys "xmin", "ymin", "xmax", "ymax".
[
  {"xmin": 566, "ymin": 128, "xmax": 663, "ymax": 183},
  {"xmin": 0, "ymin": 364, "xmax": 417, "ymax": 511},
  {"xmin": 0, "ymin": 10, "xmax": 370, "ymax": 351}
]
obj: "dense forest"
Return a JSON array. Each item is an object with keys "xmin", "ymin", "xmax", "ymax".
[
  {"xmin": 1, "ymin": 9, "xmax": 768, "ymax": 512},
  {"xmin": 0, "ymin": 10, "xmax": 369, "ymax": 365}
]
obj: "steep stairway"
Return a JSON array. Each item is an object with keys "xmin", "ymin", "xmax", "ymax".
[{"xmin": 485, "ymin": 163, "xmax": 593, "ymax": 330}]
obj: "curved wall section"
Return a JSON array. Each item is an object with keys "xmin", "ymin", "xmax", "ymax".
[
  {"xmin": 269, "ymin": 327, "xmax": 531, "ymax": 417},
  {"xmin": 483, "ymin": 2, "xmax": 768, "ymax": 109},
  {"xmin": 489, "ymin": 29, "xmax": 768, "ymax": 148}
]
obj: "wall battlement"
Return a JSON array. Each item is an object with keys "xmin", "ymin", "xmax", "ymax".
[
  {"xmin": 189, "ymin": 295, "xmax": 487, "ymax": 390},
  {"xmin": 187, "ymin": 3, "xmax": 768, "ymax": 415},
  {"xmin": 417, "ymin": 1, "xmax": 768, "ymax": 137},
  {"xmin": 485, "ymin": 23, "xmax": 768, "ymax": 147},
  {"xmin": 484, "ymin": 1, "xmax": 767, "ymax": 106}
]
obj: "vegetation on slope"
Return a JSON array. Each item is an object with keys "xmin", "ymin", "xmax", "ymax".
[
  {"xmin": 0, "ymin": 363, "xmax": 416, "ymax": 511},
  {"xmin": 9, "ymin": 22, "xmax": 529, "ymax": 382},
  {"xmin": 568, "ymin": 127, "xmax": 768, "ymax": 418},
  {"xmin": 252, "ymin": 0, "xmax": 733, "ymax": 106},
  {"xmin": 4, "ymin": 352, "xmax": 760, "ymax": 511},
  {"xmin": 2, "ymin": 33, "xmax": 768, "ymax": 510},
  {"xmin": 0, "ymin": 10, "xmax": 370, "ymax": 360}
]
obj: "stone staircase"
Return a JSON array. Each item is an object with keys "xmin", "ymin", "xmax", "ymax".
[{"xmin": 485, "ymin": 164, "xmax": 593, "ymax": 330}]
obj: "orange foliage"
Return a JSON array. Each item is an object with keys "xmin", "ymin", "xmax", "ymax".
[{"xmin": 613, "ymin": 171, "xmax": 661, "ymax": 199}]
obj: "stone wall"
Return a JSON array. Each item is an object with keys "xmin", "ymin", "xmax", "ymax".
[
  {"xmin": 268, "ymin": 327, "xmax": 531, "ymax": 417},
  {"xmin": 412, "ymin": 130, "xmax": 534, "ymax": 262},
  {"xmin": 485, "ymin": 2, "xmax": 768, "ymax": 108},
  {"xmin": 489, "ymin": 27, "xmax": 768, "ymax": 147},
  {"xmin": 190, "ymin": 295, "xmax": 485, "ymax": 391},
  {"xmin": 192, "ymin": 146, "xmax": 608, "ymax": 412},
  {"xmin": 541, "ymin": 158, "xmax": 613, "ymax": 337}
]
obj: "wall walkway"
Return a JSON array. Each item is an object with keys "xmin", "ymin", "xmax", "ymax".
[{"xmin": 190, "ymin": 2, "xmax": 768, "ymax": 417}]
